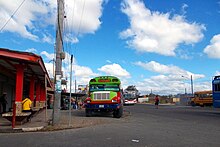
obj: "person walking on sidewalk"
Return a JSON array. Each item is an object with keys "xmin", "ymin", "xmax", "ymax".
[
  {"xmin": 155, "ymin": 95, "xmax": 159, "ymax": 109},
  {"xmin": 0, "ymin": 93, "xmax": 7, "ymax": 113}
]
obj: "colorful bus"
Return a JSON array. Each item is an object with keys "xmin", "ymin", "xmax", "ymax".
[
  {"xmin": 191, "ymin": 90, "xmax": 213, "ymax": 107},
  {"xmin": 123, "ymin": 93, "xmax": 137, "ymax": 105},
  {"xmin": 123, "ymin": 85, "xmax": 139, "ymax": 105},
  {"xmin": 212, "ymin": 76, "xmax": 220, "ymax": 108},
  {"xmin": 84, "ymin": 76, "xmax": 123, "ymax": 118}
]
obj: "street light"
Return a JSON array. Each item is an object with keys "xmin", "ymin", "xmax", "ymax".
[{"xmin": 182, "ymin": 75, "xmax": 194, "ymax": 96}]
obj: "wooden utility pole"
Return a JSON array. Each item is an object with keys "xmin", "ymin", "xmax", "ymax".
[{"xmin": 52, "ymin": 0, "xmax": 65, "ymax": 125}]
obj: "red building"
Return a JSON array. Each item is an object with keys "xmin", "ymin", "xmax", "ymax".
[{"xmin": 0, "ymin": 48, "xmax": 53, "ymax": 114}]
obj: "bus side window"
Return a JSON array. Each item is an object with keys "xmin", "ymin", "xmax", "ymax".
[{"xmin": 214, "ymin": 83, "xmax": 220, "ymax": 92}]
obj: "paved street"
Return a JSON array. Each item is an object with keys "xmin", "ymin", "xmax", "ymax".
[{"xmin": 0, "ymin": 104, "xmax": 220, "ymax": 147}]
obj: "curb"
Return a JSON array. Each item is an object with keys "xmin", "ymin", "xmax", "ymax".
[
  {"xmin": 0, "ymin": 128, "xmax": 22, "ymax": 133},
  {"xmin": 22, "ymin": 126, "xmax": 44, "ymax": 132},
  {"xmin": 0, "ymin": 126, "xmax": 45, "ymax": 133}
]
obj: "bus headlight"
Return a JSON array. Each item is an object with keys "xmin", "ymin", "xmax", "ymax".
[{"xmin": 112, "ymin": 100, "xmax": 117, "ymax": 102}]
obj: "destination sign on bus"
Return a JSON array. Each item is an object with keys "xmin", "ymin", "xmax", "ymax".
[{"xmin": 98, "ymin": 79, "xmax": 110, "ymax": 82}]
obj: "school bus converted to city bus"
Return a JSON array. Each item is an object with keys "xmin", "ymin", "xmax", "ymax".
[
  {"xmin": 212, "ymin": 75, "xmax": 220, "ymax": 108},
  {"xmin": 191, "ymin": 90, "xmax": 213, "ymax": 107},
  {"xmin": 84, "ymin": 76, "xmax": 123, "ymax": 118}
]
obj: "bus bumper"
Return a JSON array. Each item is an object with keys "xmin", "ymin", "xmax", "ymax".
[{"xmin": 85, "ymin": 103, "xmax": 121, "ymax": 110}]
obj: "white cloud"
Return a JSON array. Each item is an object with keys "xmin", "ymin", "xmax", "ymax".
[
  {"xmin": 65, "ymin": 0, "xmax": 103, "ymax": 35},
  {"xmin": 120, "ymin": 0, "xmax": 205, "ymax": 56},
  {"xmin": 214, "ymin": 71, "xmax": 220, "ymax": 76},
  {"xmin": 0, "ymin": 0, "xmax": 52, "ymax": 40},
  {"xmin": 181, "ymin": 3, "xmax": 188, "ymax": 15},
  {"xmin": 138, "ymin": 75, "xmax": 186, "ymax": 95},
  {"xmin": 44, "ymin": 62, "xmax": 55, "ymax": 78},
  {"xmin": 203, "ymin": 34, "xmax": 220, "ymax": 58},
  {"xmin": 0, "ymin": 0, "xmax": 104, "ymax": 42},
  {"xmin": 135, "ymin": 75, "xmax": 211, "ymax": 95},
  {"xmin": 106, "ymin": 60, "xmax": 112, "ymax": 63},
  {"xmin": 42, "ymin": 50, "xmax": 97, "ymax": 92},
  {"xmin": 98, "ymin": 63, "xmax": 131, "ymax": 78},
  {"xmin": 40, "ymin": 51, "xmax": 55, "ymax": 61},
  {"xmin": 74, "ymin": 65, "xmax": 97, "ymax": 77},
  {"xmin": 133, "ymin": 60, "xmax": 208, "ymax": 95},
  {"xmin": 25, "ymin": 48, "xmax": 37, "ymax": 53},
  {"xmin": 42, "ymin": 34, "xmax": 54, "ymax": 44},
  {"xmin": 134, "ymin": 61, "xmax": 205, "ymax": 79},
  {"xmin": 135, "ymin": 61, "xmax": 185, "ymax": 75},
  {"xmin": 64, "ymin": 34, "xmax": 79, "ymax": 44}
]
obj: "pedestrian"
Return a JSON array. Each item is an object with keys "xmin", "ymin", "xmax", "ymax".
[
  {"xmin": 155, "ymin": 95, "xmax": 159, "ymax": 109},
  {"xmin": 0, "ymin": 92, "xmax": 7, "ymax": 113},
  {"xmin": 71, "ymin": 97, "xmax": 75, "ymax": 109},
  {"xmin": 22, "ymin": 97, "xmax": 32, "ymax": 112},
  {"xmin": 75, "ymin": 100, "xmax": 78, "ymax": 110}
]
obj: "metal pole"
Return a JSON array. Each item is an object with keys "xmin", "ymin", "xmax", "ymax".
[
  {"xmin": 191, "ymin": 75, "xmax": 193, "ymax": 96},
  {"xmin": 69, "ymin": 55, "xmax": 73, "ymax": 126},
  {"xmin": 52, "ymin": 58, "xmax": 55, "ymax": 78},
  {"xmin": 52, "ymin": 0, "xmax": 64, "ymax": 126},
  {"xmin": 75, "ymin": 80, "xmax": 77, "ymax": 109},
  {"xmin": 45, "ymin": 74, "xmax": 47, "ymax": 122},
  {"xmin": 75, "ymin": 80, "xmax": 76, "ymax": 93}
]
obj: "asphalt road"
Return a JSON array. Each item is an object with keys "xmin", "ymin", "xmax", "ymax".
[{"xmin": 1, "ymin": 104, "xmax": 220, "ymax": 147}]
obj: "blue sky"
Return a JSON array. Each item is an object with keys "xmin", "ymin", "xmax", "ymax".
[{"xmin": 1, "ymin": 0, "xmax": 220, "ymax": 95}]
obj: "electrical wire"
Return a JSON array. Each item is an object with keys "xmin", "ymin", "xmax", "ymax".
[
  {"xmin": 76, "ymin": 0, "xmax": 86, "ymax": 41},
  {"xmin": 73, "ymin": 0, "xmax": 86, "ymax": 61},
  {"xmin": 62, "ymin": 0, "xmax": 86, "ymax": 92},
  {"xmin": 0, "ymin": 0, "xmax": 26, "ymax": 32}
]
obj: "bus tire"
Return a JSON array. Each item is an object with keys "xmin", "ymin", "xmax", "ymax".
[
  {"xmin": 113, "ymin": 107, "xmax": 123, "ymax": 118},
  {"xmin": 85, "ymin": 109, "xmax": 92, "ymax": 117},
  {"xmin": 191, "ymin": 102, "xmax": 196, "ymax": 107}
]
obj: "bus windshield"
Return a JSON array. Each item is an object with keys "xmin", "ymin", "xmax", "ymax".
[
  {"xmin": 123, "ymin": 93, "xmax": 136, "ymax": 100},
  {"xmin": 89, "ymin": 84, "xmax": 120, "ymax": 92}
]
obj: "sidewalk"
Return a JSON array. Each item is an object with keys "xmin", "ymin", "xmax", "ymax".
[
  {"xmin": 0, "ymin": 109, "xmax": 52, "ymax": 133},
  {"xmin": 0, "ymin": 108, "xmax": 119, "ymax": 133}
]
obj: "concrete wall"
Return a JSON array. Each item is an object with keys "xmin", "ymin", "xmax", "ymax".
[{"xmin": 138, "ymin": 97, "xmax": 149, "ymax": 103}]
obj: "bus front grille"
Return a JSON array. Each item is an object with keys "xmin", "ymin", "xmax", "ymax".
[{"xmin": 94, "ymin": 92, "xmax": 110, "ymax": 100}]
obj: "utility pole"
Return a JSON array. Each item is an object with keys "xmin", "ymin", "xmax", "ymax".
[
  {"xmin": 182, "ymin": 75, "xmax": 194, "ymax": 96},
  {"xmin": 69, "ymin": 55, "xmax": 73, "ymax": 126},
  {"xmin": 191, "ymin": 75, "xmax": 193, "ymax": 96},
  {"xmin": 52, "ymin": 0, "xmax": 65, "ymax": 126}
]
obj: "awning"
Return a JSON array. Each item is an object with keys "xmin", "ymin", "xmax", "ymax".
[{"xmin": 0, "ymin": 48, "xmax": 53, "ymax": 89}]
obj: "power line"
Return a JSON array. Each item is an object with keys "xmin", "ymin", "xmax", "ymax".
[
  {"xmin": 0, "ymin": 0, "xmax": 26, "ymax": 32},
  {"xmin": 76, "ymin": 0, "xmax": 86, "ymax": 39},
  {"xmin": 62, "ymin": 0, "xmax": 86, "ymax": 93},
  {"xmin": 73, "ymin": 0, "xmax": 86, "ymax": 58},
  {"xmin": 63, "ymin": 2, "xmax": 75, "ymax": 82}
]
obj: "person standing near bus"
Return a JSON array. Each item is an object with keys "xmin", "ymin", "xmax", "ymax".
[{"xmin": 155, "ymin": 95, "xmax": 159, "ymax": 109}]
